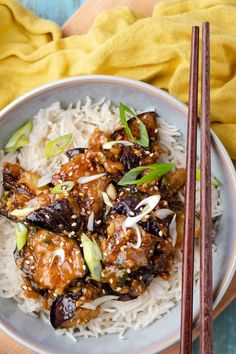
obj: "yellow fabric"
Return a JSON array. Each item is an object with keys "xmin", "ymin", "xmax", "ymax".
[{"xmin": 1, "ymin": 0, "xmax": 236, "ymax": 160}]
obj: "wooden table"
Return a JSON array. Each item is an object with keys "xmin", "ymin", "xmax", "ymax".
[{"xmin": 1, "ymin": 1, "xmax": 236, "ymax": 353}]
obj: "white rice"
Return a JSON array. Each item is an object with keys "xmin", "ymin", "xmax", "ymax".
[{"xmin": 0, "ymin": 97, "xmax": 222, "ymax": 341}]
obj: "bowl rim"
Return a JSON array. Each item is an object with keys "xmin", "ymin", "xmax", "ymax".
[{"xmin": 0, "ymin": 74, "xmax": 235, "ymax": 354}]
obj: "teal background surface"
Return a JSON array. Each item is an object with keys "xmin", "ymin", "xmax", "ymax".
[{"xmin": 19, "ymin": 1, "xmax": 236, "ymax": 353}]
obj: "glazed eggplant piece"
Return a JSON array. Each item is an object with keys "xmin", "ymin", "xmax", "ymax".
[
  {"xmin": 51, "ymin": 149, "xmax": 114, "ymax": 219},
  {"xmin": 111, "ymin": 195, "xmax": 168, "ymax": 238},
  {"xmin": 0, "ymin": 162, "xmax": 42, "ymax": 220},
  {"xmin": 2, "ymin": 162, "xmax": 40, "ymax": 197},
  {"xmin": 15, "ymin": 230, "xmax": 86, "ymax": 295},
  {"xmin": 161, "ymin": 168, "xmax": 186, "ymax": 197},
  {"xmin": 112, "ymin": 114, "xmax": 160, "ymax": 170},
  {"xmin": 101, "ymin": 214, "xmax": 159, "ymax": 295},
  {"xmin": 26, "ymin": 199, "xmax": 82, "ymax": 234},
  {"xmin": 50, "ymin": 283, "xmax": 102, "ymax": 328}
]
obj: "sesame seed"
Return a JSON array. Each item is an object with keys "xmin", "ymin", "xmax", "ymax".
[
  {"xmin": 116, "ymin": 287, "xmax": 121, "ymax": 291},
  {"xmin": 60, "ymin": 242, "xmax": 64, "ymax": 247},
  {"xmin": 22, "ymin": 285, "xmax": 27, "ymax": 290},
  {"xmin": 96, "ymin": 220, "xmax": 102, "ymax": 225},
  {"xmin": 79, "ymin": 193, "xmax": 84, "ymax": 197},
  {"xmin": 127, "ymin": 269, "xmax": 131, "ymax": 274},
  {"xmin": 102, "ymin": 289, "xmax": 106, "ymax": 294},
  {"xmin": 103, "ymin": 252, "xmax": 107, "ymax": 257},
  {"xmin": 116, "ymin": 240, "xmax": 119, "ymax": 245},
  {"xmin": 154, "ymin": 186, "xmax": 159, "ymax": 191},
  {"xmin": 139, "ymin": 276, "xmax": 143, "ymax": 280},
  {"xmin": 45, "ymin": 214, "xmax": 50, "ymax": 219},
  {"xmin": 154, "ymin": 128, "xmax": 158, "ymax": 133},
  {"xmin": 145, "ymin": 150, "xmax": 151, "ymax": 155},
  {"xmin": 68, "ymin": 172, "xmax": 73, "ymax": 177},
  {"xmin": 125, "ymin": 188, "xmax": 131, "ymax": 191},
  {"xmin": 81, "ymin": 208, "xmax": 85, "ymax": 213},
  {"xmin": 164, "ymin": 201, "xmax": 168, "ymax": 206},
  {"xmin": 109, "ymin": 279, "xmax": 113, "ymax": 284},
  {"xmin": 71, "ymin": 214, "xmax": 77, "ymax": 219},
  {"xmin": 31, "ymin": 266, "xmax": 35, "ymax": 270},
  {"xmin": 82, "ymin": 265, "xmax": 86, "ymax": 270},
  {"xmin": 129, "ymin": 211, "xmax": 135, "ymax": 216},
  {"xmin": 150, "ymin": 153, "xmax": 154, "ymax": 157},
  {"xmin": 159, "ymin": 231, "xmax": 163, "ymax": 236},
  {"xmin": 71, "ymin": 222, "xmax": 77, "ymax": 227},
  {"xmin": 68, "ymin": 258, "xmax": 72, "ymax": 263},
  {"xmin": 58, "ymin": 179, "xmax": 63, "ymax": 183},
  {"xmin": 25, "ymin": 260, "xmax": 30, "ymax": 264}
]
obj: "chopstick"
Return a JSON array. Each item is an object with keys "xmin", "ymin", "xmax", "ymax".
[
  {"xmin": 200, "ymin": 22, "xmax": 213, "ymax": 354},
  {"xmin": 180, "ymin": 22, "xmax": 213, "ymax": 354},
  {"xmin": 180, "ymin": 25, "xmax": 199, "ymax": 354}
]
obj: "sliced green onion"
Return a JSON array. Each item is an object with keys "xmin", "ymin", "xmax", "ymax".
[
  {"xmin": 102, "ymin": 140, "xmax": 134, "ymax": 150},
  {"xmin": 101, "ymin": 191, "xmax": 113, "ymax": 207},
  {"xmin": 196, "ymin": 168, "xmax": 221, "ymax": 187},
  {"xmin": 51, "ymin": 181, "xmax": 74, "ymax": 194},
  {"xmin": 124, "ymin": 195, "xmax": 161, "ymax": 229},
  {"xmin": 118, "ymin": 163, "xmax": 175, "ymax": 186},
  {"xmin": 14, "ymin": 223, "xmax": 28, "ymax": 250},
  {"xmin": 45, "ymin": 134, "xmax": 73, "ymax": 158},
  {"xmin": 81, "ymin": 296, "xmax": 119, "ymax": 310},
  {"xmin": 11, "ymin": 207, "xmax": 35, "ymax": 218},
  {"xmin": 119, "ymin": 103, "xmax": 149, "ymax": 147},
  {"xmin": 81, "ymin": 233, "xmax": 102, "ymax": 282},
  {"xmin": 37, "ymin": 173, "xmax": 54, "ymax": 188},
  {"xmin": 5, "ymin": 120, "xmax": 32, "ymax": 153}
]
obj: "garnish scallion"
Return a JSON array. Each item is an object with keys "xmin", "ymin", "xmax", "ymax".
[
  {"xmin": 118, "ymin": 163, "xmax": 175, "ymax": 186},
  {"xmin": 196, "ymin": 168, "xmax": 221, "ymax": 187},
  {"xmin": 5, "ymin": 120, "xmax": 32, "ymax": 153},
  {"xmin": 119, "ymin": 103, "xmax": 149, "ymax": 147},
  {"xmin": 45, "ymin": 134, "xmax": 73, "ymax": 158},
  {"xmin": 81, "ymin": 233, "xmax": 102, "ymax": 282},
  {"xmin": 51, "ymin": 181, "xmax": 74, "ymax": 194},
  {"xmin": 14, "ymin": 223, "xmax": 28, "ymax": 250},
  {"xmin": 102, "ymin": 140, "xmax": 134, "ymax": 150}
]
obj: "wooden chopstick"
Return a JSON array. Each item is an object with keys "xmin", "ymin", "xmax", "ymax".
[
  {"xmin": 200, "ymin": 22, "xmax": 213, "ymax": 354},
  {"xmin": 180, "ymin": 26, "xmax": 199, "ymax": 354}
]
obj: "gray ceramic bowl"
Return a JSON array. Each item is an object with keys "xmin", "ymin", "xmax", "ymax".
[{"xmin": 0, "ymin": 76, "xmax": 235, "ymax": 354}]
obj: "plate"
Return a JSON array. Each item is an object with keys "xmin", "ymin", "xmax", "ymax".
[{"xmin": 0, "ymin": 75, "xmax": 235, "ymax": 354}]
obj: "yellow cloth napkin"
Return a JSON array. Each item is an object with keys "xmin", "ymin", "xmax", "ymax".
[{"xmin": 1, "ymin": 0, "xmax": 236, "ymax": 160}]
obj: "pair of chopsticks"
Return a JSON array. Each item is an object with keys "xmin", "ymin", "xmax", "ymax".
[{"xmin": 180, "ymin": 22, "xmax": 212, "ymax": 354}]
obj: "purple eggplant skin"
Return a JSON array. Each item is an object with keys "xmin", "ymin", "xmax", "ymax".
[
  {"xmin": 66, "ymin": 148, "xmax": 87, "ymax": 159},
  {"xmin": 50, "ymin": 292, "xmax": 81, "ymax": 329},
  {"xmin": 138, "ymin": 217, "xmax": 161, "ymax": 236},
  {"xmin": 119, "ymin": 146, "xmax": 142, "ymax": 170},
  {"xmin": 26, "ymin": 199, "xmax": 82, "ymax": 233},
  {"xmin": 111, "ymin": 194, "xmax": 142, "ymax": 216}
]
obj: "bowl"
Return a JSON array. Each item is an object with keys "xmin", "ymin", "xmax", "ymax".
[{"xmin": 0, "ymin": 75, "xmax": 235, "ymax": 354}]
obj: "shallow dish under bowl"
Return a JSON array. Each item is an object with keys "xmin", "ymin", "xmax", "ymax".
[{"xmin": 0, "ymin": 75, "xmax": 236, "ymax": 354}]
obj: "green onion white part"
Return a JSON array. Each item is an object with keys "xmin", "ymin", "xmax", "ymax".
[
  {"xmin": 78, "ymin": 173, "xmax": 106, "ymax": 184},
  {"xmin": 102, "ymin": 140, "xmax": 134, "ymax": 150},
  {"xmin": 5, "ymin": 120, "xmax": 32, "ymax": 153},
  {"xmin": 14, "ymin": 223, "xmax": 28, "ymax": 251}
]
